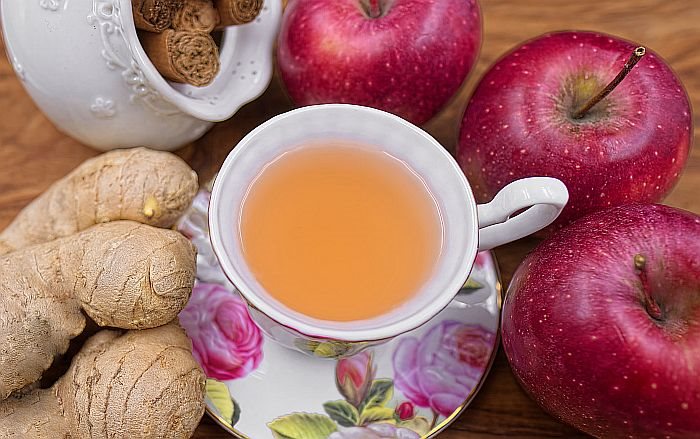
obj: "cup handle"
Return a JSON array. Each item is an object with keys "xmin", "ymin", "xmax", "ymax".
[{"xmin": 476, "ymin": 177, "xmax": 569, "ymax": 251}]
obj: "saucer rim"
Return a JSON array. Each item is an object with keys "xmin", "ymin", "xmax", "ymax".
[{"xmin": 202, "ymin": 253, "xmax": 503, "ymax": 439}]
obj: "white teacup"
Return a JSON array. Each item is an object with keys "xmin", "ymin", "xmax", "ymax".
[{"xmin": 210, "ymin": 104, "xmax": 568, "ymax": 358}]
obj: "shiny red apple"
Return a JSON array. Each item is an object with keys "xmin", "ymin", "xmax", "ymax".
[
  {"xmin": 502, "ymin": 204, "xmax": 700, "ymax": 438},
  {"xmin": 457, "ymin": 31, "xmax": 692, "ymax": 233},
  {"xmin": 277, "ymin": 0, "xmax": 482, "ymax": 125}
]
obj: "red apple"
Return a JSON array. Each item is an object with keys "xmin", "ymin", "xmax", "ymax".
[
  {"xmin": 502, "ymin": 203, "xmax": 700, "ymax": 438},
  {"xmin": 277, "ymin": 0, "xmax": 481, "ymax": 125},
  {"xmin": 457, "ymin": 31, "xmax": 692, "ymax": 233}
]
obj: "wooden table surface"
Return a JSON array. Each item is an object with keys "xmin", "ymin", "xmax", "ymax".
[{"xmin": 1, "ymin": 0, "xmax": 698, "ymax": 437}]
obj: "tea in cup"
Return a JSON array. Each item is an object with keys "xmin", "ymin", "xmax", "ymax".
[{"xmin": 210, "ymin": 104, "xmax": 568, "ymax": 358}]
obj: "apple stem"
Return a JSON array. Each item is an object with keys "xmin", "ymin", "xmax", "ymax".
[
  {"xmin": 571, "ymin": 47, "xmax": 646, "ymax": 120},
  {"xmin": 362, "ymin": 0, "xmax": 383, "ymax": 18},
  {"xmin": 634, "ymin": 254, "xmax": 663, "ymax": 321}
]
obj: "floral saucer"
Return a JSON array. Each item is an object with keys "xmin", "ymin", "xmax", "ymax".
[{"xmin": 177, "ymin": 190, "xmax": 502, "ymax": 439}]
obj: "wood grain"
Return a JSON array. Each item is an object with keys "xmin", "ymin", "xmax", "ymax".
[{"xmin": 0, "ymin": 0, "xmax": 698, "ymax": 437}]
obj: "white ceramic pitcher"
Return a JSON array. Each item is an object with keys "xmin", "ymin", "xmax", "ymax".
[{"xmin": 1, "ymin": 0, "xmax": 281, "ymax": 151}]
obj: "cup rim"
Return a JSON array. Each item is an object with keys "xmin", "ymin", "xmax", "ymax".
[{"xmin": 209, "ymin": 104, "xmax": 478, "ymax": 342}]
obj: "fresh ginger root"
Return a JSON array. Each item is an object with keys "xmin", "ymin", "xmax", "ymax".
[
  {"xmin": 0, "ymin": 148, "xmax": 198, "ymax": 254},
  {"xmin": 0, "ymin": 220, "xmax": 196, "ymax": 400},
  {"xmin": 0, "ymin": 324, "xmax": 206, "ymax": 438}
]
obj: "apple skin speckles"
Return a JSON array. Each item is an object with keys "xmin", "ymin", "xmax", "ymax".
[
  {"xmin": 277, "ymin": 0, "xmax": 481, "ymax": 125},
  {"xmin": 502, "ymin": 204, "xmax": 700, "ymax": 438},
  {"xmin": 457, "ymin": 31, "xmax": 692, "ymax": 235}
]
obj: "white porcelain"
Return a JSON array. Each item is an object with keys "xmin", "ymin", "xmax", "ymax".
[
  {"xmin": 209, "ymin": 104, "xmax": 569, "ymax": 356},
  {"xmin": 201, "ymin": 266, "xmax": 499, "ymax": 439},
  {"xmin": 0, "ymin": 0, "xmax": 281, "ymax": 151},
  {"xmin": 178, "ymin": 193, "xmax": 502, "ymax": 439}
]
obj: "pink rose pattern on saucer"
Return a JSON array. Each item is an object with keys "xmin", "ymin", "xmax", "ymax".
[
  {"xmin": 180, "ymin": 282, "xmax": 264, "ymax": 381},
  {"xmin": 393, "ymin": 322, "xmax": 495, "ymax": 417},
  {"xmin": 268, "ymin": 322, "xmax": 496, "ymax": 438},
  {"xmin": 178, "ymin": 189, "xmax": 498, "ymax": 438}
]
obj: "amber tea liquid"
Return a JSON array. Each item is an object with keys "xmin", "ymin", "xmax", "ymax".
[{"xmin": 240, "ymin": 142, "xmax": 443, "ymax": 321}]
